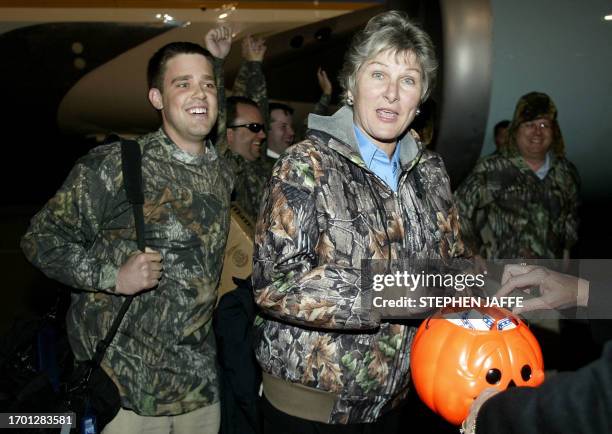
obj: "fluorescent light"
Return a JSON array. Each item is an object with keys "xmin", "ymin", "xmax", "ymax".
[{"xmin": 605, "ymin": 14, "xmax": 612, "ymax": 20}]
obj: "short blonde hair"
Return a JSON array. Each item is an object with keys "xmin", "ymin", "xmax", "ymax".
[{"xmin": 339, "ymin": 10, "xmax": 438, "ymax": 105}]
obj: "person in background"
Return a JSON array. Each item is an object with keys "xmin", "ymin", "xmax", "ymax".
[
  {"xmin": 220, "ymin": 34, "xmax": 269, "ymax": 221},
  {"xmin": 455, "ymin": 92, "xmax": 580, "ymax": 261},
  {"xmin": 225, "ymin": 95, "xmax": 268, "ymax": 220},
  {"xmin": 252, "ymin": 10, "xmax": 464, "ymax": 433},
  {"xmin": 21, "ymin": 38, "xmax": 232, "ymax": 433},
  {"xmin": 265, "ymin": 67, "xmax": 334, "ymax": 172},
  {"xmin": 493, "ymin": 119, "xmax": 510, "ymax": 153},
  {"xmin": 266, "ymin": 102, "xmax": 296, "ymax": 162}
]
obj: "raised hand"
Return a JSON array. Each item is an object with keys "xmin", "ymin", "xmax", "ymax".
[
  {"xmin": 317, "ymin": 67, "xmax": 332, "ymax": 96},
  {"xmin": 205, "ymin": 25, "xmax": 232, "ymax": 60},
  {"xmin": 242, "ymin": 35, "xmax": 267, "ymax": 62}
]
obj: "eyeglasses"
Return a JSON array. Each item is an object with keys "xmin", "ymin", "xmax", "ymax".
[
  {"xmin": 227, "ymin": 123, "xmax": 264, "ymax": 133},
  {"xmin": 520, "ymin": 120, "xmax": 552, "ymax": 131}
]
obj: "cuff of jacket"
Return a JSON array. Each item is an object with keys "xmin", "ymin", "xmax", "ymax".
[{"xmin": 98, "ymin": 263, "xmax": 119, "ymax": 293}]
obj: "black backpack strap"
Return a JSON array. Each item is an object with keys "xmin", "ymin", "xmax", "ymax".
[
  {"xmin": 120, "ymin": 137, "xmax": 145, "ymax": 252},
  {"xmin": 92, "ymin": 135, "xmax": 145, "ymax": 365}
]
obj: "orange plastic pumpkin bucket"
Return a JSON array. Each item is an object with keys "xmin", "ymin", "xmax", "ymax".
[{"xmin": 411, "ymin": 306, "xmax": 544, "ymax": 425}]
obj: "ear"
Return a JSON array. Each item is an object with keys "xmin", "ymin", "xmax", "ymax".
[{"xmin": 148, "ymin": 88, "xmax": 163, "ymax": 110}]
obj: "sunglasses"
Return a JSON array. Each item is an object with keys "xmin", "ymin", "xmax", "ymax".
[{"xmin": 228, "ymin": 123, "xmax": 264, "ymax": 133}]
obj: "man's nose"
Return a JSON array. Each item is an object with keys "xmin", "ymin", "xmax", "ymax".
[{"xmin": 193, "ymin": 84, "xmax": 206, "ymax": 99}]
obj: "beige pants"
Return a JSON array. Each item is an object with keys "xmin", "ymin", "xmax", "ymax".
[{"xmin": 102, "ymin": 402, "xmax": 220, "ymax": 434}]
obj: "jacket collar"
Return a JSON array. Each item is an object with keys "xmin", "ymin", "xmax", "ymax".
[
  {"xmin": 504, "ymin": 148, "xmax": 560, "ymax": 177},
  {"xmin": 151, "ymin": 128, "xmax": 218, "ymax": 166},
  {"xmin": 307, "ymin": 105, "xmax": 424, "ymax": 172}
]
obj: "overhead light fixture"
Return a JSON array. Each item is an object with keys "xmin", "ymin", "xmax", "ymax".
[
  {"xmin": 216, "ymin": 3, "xmax": 237, "ymax": 21},
  {"xmin": 155, "ymin": 13, "xmax": 175, "ymax": 24},
  {"xmin": 605, "ymin": 14, "xmax": 612, "ymax": 20}
]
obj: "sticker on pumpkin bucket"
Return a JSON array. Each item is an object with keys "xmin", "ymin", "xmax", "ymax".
[{"xmin": 443, "ymin": 309, "xmax": 517, "ymax": 331}]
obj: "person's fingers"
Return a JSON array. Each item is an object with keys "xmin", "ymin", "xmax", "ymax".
[
  {"xmin": 150, "ymin": 262, "xmax": 163, "ymax": 272},
  {"xmin": 143, "ymin": 247, "xmax": 162, "ymax": 263},
  {"xmin": 500, "ymin": 264, "xmax": 522, "ymax": 285},
  {"xmin": 500, "ymin": 263, "xmax": 536, "ymax": 285},
  {"xmin": 496, "ymin": 269, "xmax": 542, "ymax": 297}
]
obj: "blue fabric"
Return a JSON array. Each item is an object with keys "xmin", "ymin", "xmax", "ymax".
[
  {"xmin": 534, "ymin": 152, "xmax": 551, "ymax": 180},
  {"xmin": 354, "ymin": 125, "xmax": 400, "ymax": 192}
]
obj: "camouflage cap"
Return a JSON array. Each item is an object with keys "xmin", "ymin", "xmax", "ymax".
[{"xmin": 507, "ymin": 91, "xmax": 565, "ymax": 157}]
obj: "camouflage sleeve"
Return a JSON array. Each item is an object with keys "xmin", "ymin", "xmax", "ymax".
[
  {"xmin": 425, "ymin": 152, "xmax": 468, "ymax": 259},
  {"xmin": 454, "ymin": 164, "xmax": 487, "ymax": 255},
  {"xmin": 563, "ymin": 161, "xmax": 581, "ymax": 249},
  {"xmin": 20, "ymin": 154, "xmax": 121, "ymax": 292},
  {"xmin": 252, "ymin": 149, "xmax": 380, "ymax": 330},
  {"xmin": 232, "ymin": 158, "xmax": 267, "ymax": 222},
  {"xmin": 213, "ymin": 57, "xmax": 227, "ymax": 153},
  {"xmin": 233, "ymin": 60, "xmax": 269, "ymax": 127}
]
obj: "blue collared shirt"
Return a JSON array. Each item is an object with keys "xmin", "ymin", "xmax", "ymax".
[
  {"xmin": 534, "ymin": 152, "xmax": 551, "ymax": 180},
  {"xmin": 354, "ymin": 125, "xmax": 401, "ymax": 192}
]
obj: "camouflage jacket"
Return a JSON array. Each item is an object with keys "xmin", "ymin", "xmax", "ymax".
[
  {"xmin": 252, "ymin": 106, "xmax": 465, "ymax": 423},
  {"xmin": 224, "ymin": 148, "xmax": 269, "ymax": 221},
  {"xmin": 220, "ymin": 60, "xmax": 270, "ymax": 221},
  {"xmin": 21, "ymin": 129, "xmax": 233, "ymax": 416},
  {"xmin": 455, "ymin": 152, "xmax": 580, "ymax": 259}
]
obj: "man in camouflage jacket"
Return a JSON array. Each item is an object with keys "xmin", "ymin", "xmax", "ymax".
[
  {"xmin": 252, "ymin": 106, "xmax": 465, "ymax": 424},
  {"xmin": 219, "ymin": 35, "xmax": 269, "ymax": 221},
  {"xmin": 21, "ymin": 41, "xmax": 232, "ymax": 431},
  {"xmin": 455, "ymin": 92, "xmax": 580, "ymax": 260}
]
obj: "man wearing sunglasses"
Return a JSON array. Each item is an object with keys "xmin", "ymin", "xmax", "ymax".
[
  {"xmin": 227, "ymin": 96, "xmax": 266, "ymax": 162},
  {"xmin": 225, "ymin": 95, "xmax": 268, "ymax": 220}
]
